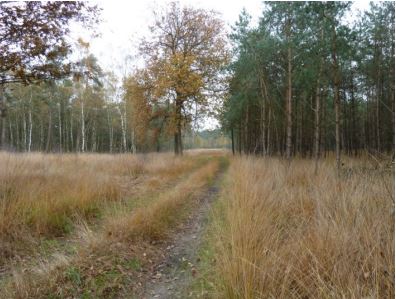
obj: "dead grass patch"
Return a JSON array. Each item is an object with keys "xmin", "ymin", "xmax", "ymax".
[
  {"xmin": 214, "ymin": 157, "xmax": 394, "ymax": 298},
  {"xmin": 1, "ymin": 154, "xmax": 222, "ymax": 298},
  {"xmin": 0, "ymin": 152, "xmax": 198, "ymax": 265},
  {"xmin": 105, "ymin": 159, "xmax": 220, "ymax": 242}
]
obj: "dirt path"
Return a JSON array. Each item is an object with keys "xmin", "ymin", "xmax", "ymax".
[
  {"xmin": 0, "ymin": 159, "xmax": 206, "ymax": 284},
  {"xmin": 142, "ymin": 182, "xmax": 220, "ymax": 299}
]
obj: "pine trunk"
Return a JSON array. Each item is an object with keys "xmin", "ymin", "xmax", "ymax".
[
  {"xmin": 331, "ymin": 25, "xmax": 341, "ymax": 172},
  {"xmin": 285, "ymin": 44, "xmax": 293, "ymax": 160}
]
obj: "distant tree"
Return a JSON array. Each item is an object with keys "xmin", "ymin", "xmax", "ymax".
[
  {"xmin": 134, "ymin": 2, "xmax": 229, "ymax": 155},
  {"xmin": 123, "ymin": 71, "xmax": 154, "ymax": 151}
]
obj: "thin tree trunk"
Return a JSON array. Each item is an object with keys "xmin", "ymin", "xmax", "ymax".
[
  {"xmin": 9, "ymin": 119, "xmax": 13, "ymax": 148},
  {"xmin": 350, "ymin": 74, "xmax": 357, "ymax": 156},
  {"xmin": 258, "ymin": 75, "xmax": 268, "ymax": 155},
  {"xmin": 335, "ymin": 84, "xmax": 341, "ymax": 170},
  {"xmin": 27, "ymin": 89, "xmax": 33, "ymax": 152},
  {"xmin": 0, "ymin": 86, "xmax": 6, "ymax": 150},
  {"xmin": 286, "ymin": 45, "xmax": 293, "ymax": 160},
  {"xmin": 174, "ymin": 132, "xmax": 179, "ymax": 155},
  {"xmin": 255, "ymin": 48, "xmax": 269, "ymax": 155},
  {"xmin": 1, "ymin": 113, "xmax": 6, "ymax": 150},
  {"xmin": 174, "ymin": 99, "xmax": 183, "ymax": 155},
  {"xmin": 70, "ymin": 108, "xmax": 74, "ymax": 152},
  {"xmin": 118, "ymin": 106, "xmax": 127, "ymax": 152},
  {"xmin": 81, "ymin": 100, "xmax": 85, "ymax": 153},
  {"xmin": 238, "ymin": 122, "xmax": 242, "ymax": 154},
  {"xmin": 76, "ymin": 129, "xmax": 80, "ymax": 153},
  {"xmin": 46, "ymin": 109, "xmax": 52, "ymax": 152},
  {"xmin": 131, "ymin": 129, "xmax": 136, "ymax": 154},
  {"xmin": 58, "ymin": 102, "xmax": 62, "ymax": 153},
  {"xmin": 341, "ymin": 89, "xmax": 348, "ymax": 155},
  {"xmin": 65, "ymin": 108, "xmax": 69, "ymax": 152},
  {"xmin": 266, "ymin": 106, "xmax": 271, "ymax": 155},
  {"xmin": 285, "ymin": 13, "xmax": 293, "ymax": 161},
  {"xmin": 91, "ymin": 120, "xmax": 96, "ymax": 152},
  {"xmin": 107, "ymin": 107, "xmax": 113, "ymax": 153},
  {"xmin": 321, "ymin": 88, "xmax": 326, "ymax": 156},
  {"xmin": 364, "ymin": 90, "xmax": 370, "ymax": 151},
  {"xmin": 331, "ymin": 25, "xmax": 341, "ymax": 172},
  {"xmin": 244, "ymin": 107, "xmax": 249, "ymax": 154},
  {"xmin": 314, "ymin": 85, "xmax": 321, "ymax": 174},
  {"xmin": 123, "ymin": 101, "xmax": 128, "ymax": 151},
  {"xmin": 16, "ymin": 115, "xmax": 20, "ymax": 150},
  {"xmin": 28, "ymin": 106, "xmax": 32, "ymax": 152},
  {"xmin": 231, "ymin": 128, "xmax": 235, "ymax": 155},
  {"xmin": 391, "ymin": 43, "xmax": 395, "ymax": 154},
  {"xmin": 23, "ymin": 111, "xmax": 27, "ymax": 151},
  {"xmin": 376, "ymin": 77, "xmax": 381, "ymax": 152},
  {"xmin": 40, "ymin": 118, "xmax": 44, "ymax": 151},
  {"xmin": 314, "ymin": 50, "xmax": 323, "ymax": 173},
  {"xmin": 260, "ymin": 102, "xmax": 265, "ymax": 155}
]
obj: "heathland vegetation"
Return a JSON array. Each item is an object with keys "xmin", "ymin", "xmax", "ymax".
[{"xmin": 0, "ymin": 1, "xmax": 394, "ymax": 298}]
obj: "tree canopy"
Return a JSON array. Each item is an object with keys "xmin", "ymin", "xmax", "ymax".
[
  {"xmin": 222, "ymin": 1, "xmax": 394, "ymax": 164},
  {"xmin": 0, "ymin": 1, "xmax": 394, "ymax": 159},
  {"xmin": 125, "ymin": 2, "xmax": 229, "ymax": 154},
  {"xmin": 0, "ymin": 1, "xmax": 99, "ymax": 85}
]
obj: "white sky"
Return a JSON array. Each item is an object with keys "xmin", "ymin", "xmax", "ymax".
[
  {"xmin": 86, "ymin": 0, "xmax": 371, "ymax": 71},
  {"xmin": 76, "ymin": 0, "xmax": 372, "ymax": 129},
  {"xmin": 86, "ymin": 0, "xmax": 265, "ymax": 72}
]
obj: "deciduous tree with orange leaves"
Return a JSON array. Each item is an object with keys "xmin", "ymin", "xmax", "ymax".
[{"xmin": 126, "ymin": 2, "xmax": 228, "ymax": 155}]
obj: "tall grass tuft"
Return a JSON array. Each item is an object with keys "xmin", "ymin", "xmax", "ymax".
[
  {"xmin": 106, "ymin": 159, "xmax": 220, "ymax": 241},
  {"xmin": 215, "ymin": 157, "xmax": 394, "ymax": 298},
  {"xmin": 0, "ymin": 152, "xmax": 196, "ymax": 262}
]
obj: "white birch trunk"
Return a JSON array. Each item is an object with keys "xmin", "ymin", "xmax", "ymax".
[
  {"xmin": 23, "ymin": 111, "xmax": 27, "ymax": 151},
  {"xmin": 107, "ymin": 107, "xmax": 113, "ymax": 153},
  {"xmin": 118, "ymin": 106, "xmax": 127, "ymax": 152},
  {"xmin": 58, "ymin": 102, "xmax": 62, "ymax": 153},
  {"xmin": 70, "ymin": 108, "xmax": 74, "ymax": 151},
  {"xmin": 28, "ymin": 90, "xmax": 32, "ymax": 152}
]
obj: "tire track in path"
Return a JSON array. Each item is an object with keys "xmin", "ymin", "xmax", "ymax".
[{"xmin": 142, "ymin": 177, "xmax": 222, "ymax": 299}]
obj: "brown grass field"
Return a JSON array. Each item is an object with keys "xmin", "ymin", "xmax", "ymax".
[
  {"xmin": 212, "ymin": 156, "xmax": 394, "ymax": 298},
  {"xmin": 0, "ymin": 152, "xmax": 201, "ymax": 258},
  {"xmin": 0, "ymin": 151, "xmax": 394, "ymax": 298}
]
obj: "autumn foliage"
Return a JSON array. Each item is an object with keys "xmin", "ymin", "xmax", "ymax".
[{"xmin": 124, "ymin": 2, "xmax": 229, "ymax": 154}]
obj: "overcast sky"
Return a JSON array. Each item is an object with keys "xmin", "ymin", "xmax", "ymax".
[
  {"xmin": 76, "ymin": 0, "xmax": 371, "ymax": 129},
  {"xmin": 86, "ymin": 0, "xmax": 265, "ymax": 70},
  {"xmin": 84, "ymin": 0, "xmax": 371, "ymax": 72}
]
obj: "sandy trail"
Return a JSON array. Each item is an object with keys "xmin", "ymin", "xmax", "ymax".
[{"xmin": 142, "ymin": 183, "xmax": 220, "ymax": 299}]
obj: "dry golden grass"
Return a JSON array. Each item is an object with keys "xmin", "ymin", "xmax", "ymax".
[
  {"xmin": 0, "ymin": 153, "xmax": 119, "ymax": 262},
  {"xmin": 185, "ymin": 148, "xmax": 229, "ymax": 156},
  {"xmin": 0, "ymin": 153, "xmax": 222, "ymax": 299},
  {"xmin": 105, "ymin": 158, "xmax": 220, "ymax": 241},
  {"xmin": 0, "ymin": 152, "xmax": 197, "ymax": 262},
  {"xmin": 214, "ymin": 156, "xmax": 394, "ymax": 298},
  {"xmin": 2, "ymin": 222, "xmax": 157, "ymax": 299}
]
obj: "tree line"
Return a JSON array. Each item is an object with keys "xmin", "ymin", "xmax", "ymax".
[
  {"xmin": 0, "ymin": 2, "xmax": 394, "ymax": 158},
  {"xmin": 2, "ymin": 68, "xmax": 134, "ymax": 153},
  {"xmin": 0, "ymin": 2, "xmax": 230, "ymax": 154},
  {"xmin": 222, "ymin": 2, "xmax": 394, "ymax": 167}
]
